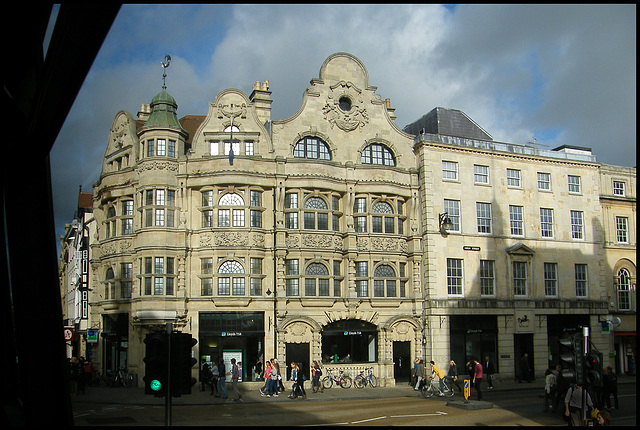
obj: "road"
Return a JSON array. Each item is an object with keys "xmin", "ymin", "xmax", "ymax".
[{"xmin": 72, "ymin": 383, "xmax": 636, "ymax": 426}]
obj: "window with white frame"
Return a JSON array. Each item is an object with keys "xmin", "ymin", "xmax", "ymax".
[
  {"xmin": 480, "ymin": 260, "xmax": 495, "ymax": 296},
  {"xmin": 447, "ymin": 258, "xmax": 463, "ymax": 296},
  {"xmin": 512, "ymin": 261, "xmax": 527, "ymax": 296},
  {"xmin": 218, "ymin": 260, "xmax": 245, "ymax": 295},
  {"xmin": 373, "ymin": 264, "xmax": 397, "ymax": 297},
  {"xmin": 250, "ymin": 257, "xmax": 262, "ymax": 295},
  {"xmin": 444, "ymin": 199, "xmax": 461, "ymax": 232},
  {"xmin": 143, "ymin": 188, "xmax": 175, "ymax": 228},
  {"xmin": 476, "ymin": 202, "xmax": 492, "ymax": 234},
  {"xmin": 122, "ymin": 200, "xmax": 134, "ymax": 235},
  {"xmin": 202, "ymin": 190, "xmax": 214, "ymax": 227},
  {"xmin": 304, "ymin": 196, "xmax": 329, "ymax": 230},
  {"xmin": 285, "ymin": 259, "xmax": 299, "ymax": 296},
  {"xmin": 219, "ymin": 192, "xmax": 245, "ymax": 227},
  {"xmin": 201, "ymin": 258, "xmax": 213, "ymax": 295},
  {"xmin": 305, "ymin": 262, "xmax": 330, "ymax": 296},
  {"xmin": 616, "ymin": 216, "xmax": 629, "ymax": 243},
  {"xmin": 544, "ymin": 262, "xmax": 558, "ymax": 296},
  {"xmin": 507, "ymin": 168, "xmax": 521, "ymax": 187},
  {"xmin": 355, "ymin": 261, "xmax": 368, "ymax": 297},
  {"xmin": 568, "ymin": 175, "xmax": 581, "ymax": 193},
  {"xmin": 509, "ymin": 205, "xmax": 524, "ymax": 236},
  {"xmin": 570, "ymin": 210, "xmax": 584, "ymax": 240},
  {"xmin": 613, "ymin": 181, "xmax": 625, "ymax": 196},
  {"xmin": 442, "ymin": 161, "xmax": 458, "ymax": 181},
  {"xmin": 105, "ymin": 268, "xmax": 115, "ymax": 300},
  {"xmin": 294, "ymin": 136, "xmax": 331, "ymax": 160},
  {"xmin": 143, "ymin": 256, "xmax": 174, "ymax": 295},
  {"xmin": 540, "ymin": 208, "xmax": 554, "ymax": 238},
  {"xmin": 617, "ymin": 268, "xmax": 631, "ymax": 310},
  {"xmin": 474, "ymin": 164, "xmax": 489, "ymax": 184},
  {"xmin": 537, "ymin": 172, "xmax": 551, "ymax": 190},
  {"xmin": 352, "ymin": 195, "xmax": 403, "ymax": 234},
  {"xmin": 361, "ymin": 143, "xmax": 395, "ymax": 166},
  {"xmin": 575, "ymin": 264, "xmax": 588, "ymax": 297}
]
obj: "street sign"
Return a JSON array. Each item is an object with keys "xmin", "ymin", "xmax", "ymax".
[{"xmin": 464, "ymin": 379, "xmax": 470, "ymax": 401}]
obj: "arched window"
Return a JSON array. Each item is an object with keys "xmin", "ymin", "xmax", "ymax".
[
  {"xmin": 305, "ymin": 262, "xmax": 330, "ymax": 296},
  {"xmin": 321, "ymin": 320, "xmax": 378, "ymax": 363},
  {"xmin": 373, "ymin": 264, "xmax": 397, "ymax": 297},
  {"xmin": 372, "ymin": 201, "xmax": 394, "ymax": 233},
  {"xmin": 617, "ymin": 268, "xmax": 631, "ymax": 310},
  {"xmin": 361, "ymin": 143, "xmax": 395, "ymax": 166},
  {"xmin": 294, "ymin": 137, "xmax": 331, "ymax": 160},
  {"xmin": 303, "ymin": 196, "xmax": 329, "ymax": 230},
  {"xmin": 218, "ymin": 260, "xmax": 245, "ymax": 295},
  {"xmin": 353, "ymin": 196, "xmax": 404, "ymax": 234},
  {"xmin": 218, "ymin": 193, "xmax": 245, "ymax": 227}
]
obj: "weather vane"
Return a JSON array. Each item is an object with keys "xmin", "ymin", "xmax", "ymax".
[{"xmin": 161, "ymin": 55, "xmax": 172, "ymax": 89}]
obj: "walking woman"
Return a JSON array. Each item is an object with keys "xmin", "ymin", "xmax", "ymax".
[{"xmin": 445, "ymin": 359, "xmax": 463, "ymax": 392}]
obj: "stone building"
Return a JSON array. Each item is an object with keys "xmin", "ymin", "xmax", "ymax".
[{"xmin": 66, "ymin": 52, "xmax": 635, "ymax": 387}]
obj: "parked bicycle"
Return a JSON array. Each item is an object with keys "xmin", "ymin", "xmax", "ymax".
[
  {"xmin": 113, "ymin": 369, "xmax": 134, "ymax": 388},
  {"xmin": 321, "ymin": 369, "xmax": 352, "ymax": 389},
  {"xmin": 354, "ymin": 367, "xmax": 378, "ymax": 389},
  {"xmin": 420, "ymin": 376, "xmax": 454, "ymax": 398}
]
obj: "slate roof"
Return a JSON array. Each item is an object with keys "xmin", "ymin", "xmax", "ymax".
[{"xmin": 403, "ymin": 107, "xmax": 493, "ymax": 141}]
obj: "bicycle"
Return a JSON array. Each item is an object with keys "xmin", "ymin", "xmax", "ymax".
[
  {"xmin": 421, "ymin": 376, "xmax": 454, "ymax": 398},
  {"xmin": 354, "ymin": 367, "xmax": 378, "ymax": 389},
  {"xmin": 114, "ymin": 369, "xmax": 134, "ymax": 388},
  {"xmin": 321, "ymin": 369, "xmax": 352, "ymax": 389}
]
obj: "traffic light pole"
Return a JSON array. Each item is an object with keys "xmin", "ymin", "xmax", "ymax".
[
  {"xmin": 165, "ymin": 323, "xmax": 172, "ymax": 427},
  {"xmin": 582, "ymin": 326, "xmax": 589, "ymax": 425}
]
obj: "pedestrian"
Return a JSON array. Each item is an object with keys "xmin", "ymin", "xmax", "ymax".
[
  {"xmin": 543, "ymin": 368, "xmax": 557, "ymax": 412},
  {"xmin": 255, "ymin": 358, "xmax": 263, "ymax": 381},
  {"xmin": 483, "ymin": 356, "xmax": 495, "ymax": 389},
  {"xmin": 594, "ymin": 409, "xmax": 612, "ymax": 426},
  {"xmin": 298, "ymin": 362, "xmax": 307, "ymax": 399},
  {"xmin": 311, "ymin": 360, "xmax": 323, "ymax": 393},
  {"xmin": 466, "ymin": 358, "xmax": 475, "ymax": 382},
  {"xmin": 429, "ymin": 360, "xmax": 446, "ymax": 394},
  {"xmin": 289, "ymin": 362, "xmax": 301, "ymax": 399},
  {"xmin": 260, "ymin": 360, "xmax": 272, "ymax": 396},
  {"xmin": 217, "ymin": 357, "xmax": 228, "ymax": 399},
  {"xmin": 472, "ymin": 357, "xmax": 483, "ymax": 400},
  {"xmin": 201, "ymin": 362, "xmax": 211, "ymax": 392},
  {"xmin": 411, "ymin": 358, "xmax": 419, "ymax": 387},
  {"xmin": 601, "ymin": 366, "xmax": 618, "ymax": 410},
  {"xmin": 414, "ymin": 359, "xmax": 425, "ymax": 390},
  {"xmin": 77, "ymin": 357, "xmax": 86, "ymax": 395},
  {"xmin": 230, "ymin": 358, "xmax": 241, "ymax": 401},
  {"xmin": 266, "ymin": 359, "xmax": 279, "ymax": 397},
  {"xmin": 68, "ymin": 357, "xmax": 79, "ymax": 395},
  {"xmin": 274, "ymin": 359, "xmax": 285, "ymax": 392},
  {"xmin": 565, "ymin": 384, "xmax": 594, "ymax": 426},
  {"xmin": 445, "ymin": 359, "xmax": 462, "ymax": 392},
  {"xmin": 83, "ymin": 359, "xmax": 93, "ymax": 387},
  {"xmin": 210, "ymin": 360, "xmax": 219, "ymax": 396},
  {"xmin": 518, "ymin": 353, "xmax": 531, "ymax": 383},
  {"xmin": 554, "ymin": 364, "xmax": 570, "ymax": 414}
]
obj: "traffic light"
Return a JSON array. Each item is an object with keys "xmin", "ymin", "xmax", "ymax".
[
  {"xmin": 170, "ymin": 332, "xmax": 198, "ymax": 397},
  {"xmin": 585, "ymin": 351, "xmax": 603, "ymax": 388},
  {"xmin": 559, "ymin": 334, "xmax": 584, "ymax": 385},
  {"xmin": 144, "ymin": 332, "xmax": 168, "ymax": 396}
]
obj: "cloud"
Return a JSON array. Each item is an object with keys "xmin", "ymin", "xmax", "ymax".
[{"xmin": 50, "ymin": 4, "xmax": 636, "ymax": 245}]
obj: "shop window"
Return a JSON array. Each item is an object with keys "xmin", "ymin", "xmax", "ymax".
[{"xmin": 321, "ymin": 319, "xmax": 378, "ymax": 364}]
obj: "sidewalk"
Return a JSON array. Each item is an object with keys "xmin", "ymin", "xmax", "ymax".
[{"xmin": 71, "ymin": 374, "xmax": 634, "ymax": 407}]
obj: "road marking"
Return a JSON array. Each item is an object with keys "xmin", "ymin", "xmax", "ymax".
[
  {"xmin": 390, "ymin": 411, "xmax": 448, "ymax": 418},
  {"xmin": 351, "ymin": 416, "xmax": 386, "ymax": 424}
]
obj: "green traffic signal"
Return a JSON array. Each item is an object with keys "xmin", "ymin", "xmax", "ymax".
[{"xmin": 150, "ymin": 379, "xmax": 162, "ymax": 391}]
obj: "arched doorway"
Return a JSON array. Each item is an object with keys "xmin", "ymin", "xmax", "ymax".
[{"xmin": 321, "ymin": 319, "xmax": 377, "ymax": 364}]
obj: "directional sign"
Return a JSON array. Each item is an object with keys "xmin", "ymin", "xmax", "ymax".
[{"xmin": 464, "ymin": 379, "xmax": 470, "ymax": 401}]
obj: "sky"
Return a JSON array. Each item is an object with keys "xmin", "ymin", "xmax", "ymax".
[{"xmin": 49, "ymin": 4, "xmax": 636, "ymax": 246}]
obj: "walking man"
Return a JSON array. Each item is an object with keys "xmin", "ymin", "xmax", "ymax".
[
  {"xmin": 483, "ymin": 356, "xmax": 495, "ymax": 389},
  {"xmin": 231, "ymin": 358, "xmax": 241, "ymax": 401},
  {"xmin": 472, "ymin": 357, "xmax": 483, "ymax": 400},
  {"xmin": 217, "ymin": 357, "xmax": 228, "ymax": 399}
]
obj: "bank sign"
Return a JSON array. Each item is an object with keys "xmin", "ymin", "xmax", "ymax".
[{"xmin": 344, "ymin": 331, "xmax": 362, "ymax": 335}]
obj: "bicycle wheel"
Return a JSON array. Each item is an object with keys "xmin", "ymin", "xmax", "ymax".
[
  {"xmin": 443, "ymin": 385, "xmax": 454, "ymax": 397},
  {"xmin": 322, "ymin": 376, "xmax": 333, "ymax": 389},
  {"xmin": 354, "ymin": 375, "xmax": 366, "ymax": 389},
  {"xmin": 369, "ymin": 374, "xmax": 378, "ymax": 388},
  {"xmin": 339, "ymin": 376, "xmax": 352, "ymax": 389},
  {"xmin": 421, "ymin": 384, "xmax": 434, "ymax": 398},
  {"xmin": 123, "ymin": 374, "xmax": 133, "ymax": 388}
]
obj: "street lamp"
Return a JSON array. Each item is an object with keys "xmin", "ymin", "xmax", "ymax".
[{"xmin": 439, "ymin": 213, "xmax": 454, "ymax": 235}]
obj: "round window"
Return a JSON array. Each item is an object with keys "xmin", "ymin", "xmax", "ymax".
[{"xmin": 339, "ymin": 96, "xmax": 352, "ymax": 112}]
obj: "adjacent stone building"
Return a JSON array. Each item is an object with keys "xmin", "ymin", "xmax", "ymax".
[{"xmin": 60, "ymin": 52, "xmax": 635, "ymax": 386}]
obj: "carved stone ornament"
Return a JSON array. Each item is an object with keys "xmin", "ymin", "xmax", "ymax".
[
  {"xmin": 322, "ymin": 81, "xmax": 369, "ymax": 132},
  {"xmin": 110, "ymin": 114, "xmax": 130, "ymax": 149}
]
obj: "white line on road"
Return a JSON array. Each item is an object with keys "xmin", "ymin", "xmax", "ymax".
[
  {"xmin": 390, "ymin": 411, "xmax": 448, "ymax": 418},
  {"xmin": 351, "ymin": 416, "xmax": 387, "ymax": 424}
]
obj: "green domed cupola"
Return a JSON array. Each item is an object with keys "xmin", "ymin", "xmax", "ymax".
[{"xmin": 141, "ymin": 55, "xmax": 184, "ymax": 131}]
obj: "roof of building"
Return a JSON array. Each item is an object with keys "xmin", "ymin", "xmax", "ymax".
[{"xmin": 403, "ymin": 107, "xmax": 493, "ymax": 141}]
